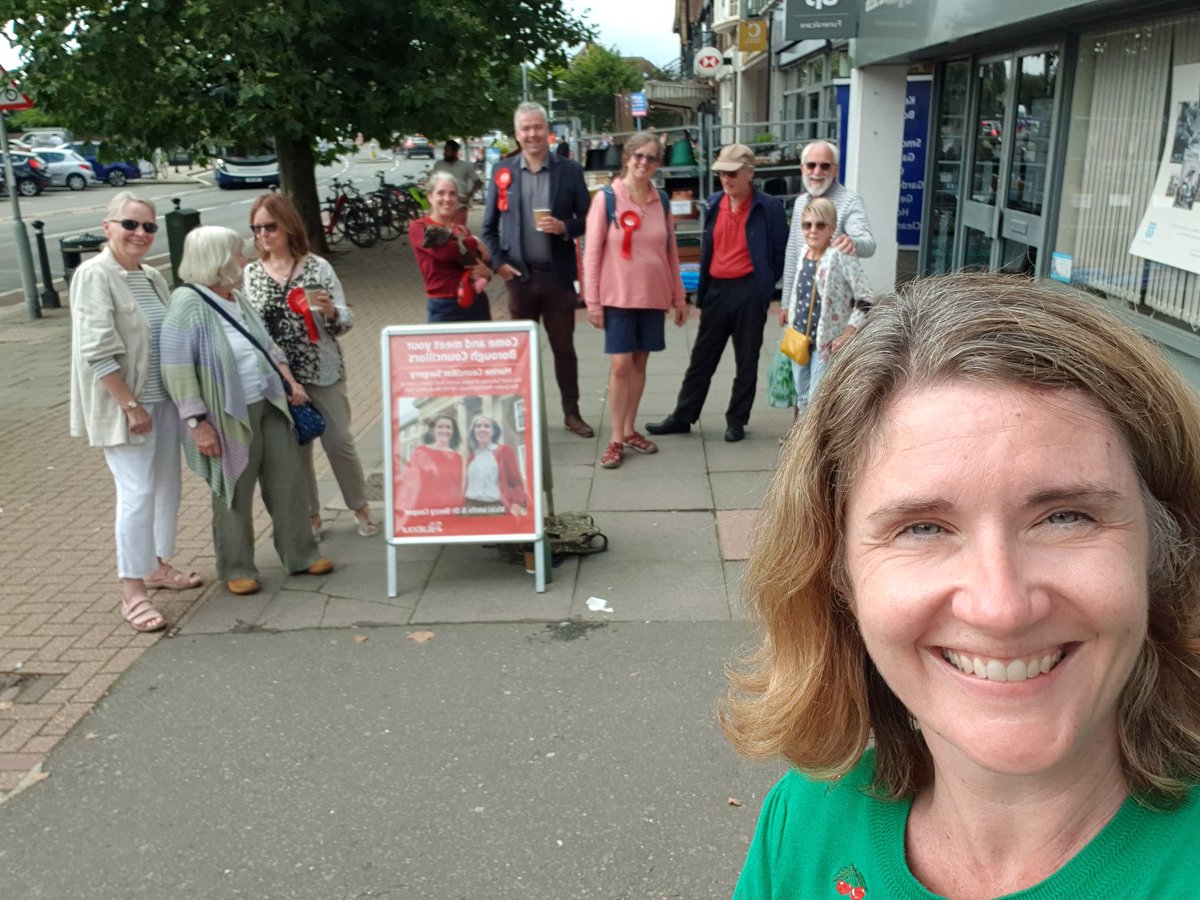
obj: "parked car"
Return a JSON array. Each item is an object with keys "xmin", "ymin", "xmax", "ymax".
[
  {"xmin": 404, "ymin": 135, "xmax": 434, "ymax": 159},
  {"xmin": 66, "ymin": 142, "xmax": 143, "ymax": 187},
  {"xmin": 0, "ymin": 151, "xmax": 51, "ymax": 197},
  {"xmin": 213, "ymin": 146, "xmax": 280, "ymax": 189},
  {"xmin": 33, "ymin": 148, "xmax": 98, "ymax": 190}
]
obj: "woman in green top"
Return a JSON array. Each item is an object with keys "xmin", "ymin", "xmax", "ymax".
[{"xmin": 722, "ymin": 274, "xmax": 1200, "ymax": 899}]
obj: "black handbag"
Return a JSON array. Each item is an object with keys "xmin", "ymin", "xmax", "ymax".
[{"xmin": 184, "ymin": 283, "xmax": 326, "ymax": 446}]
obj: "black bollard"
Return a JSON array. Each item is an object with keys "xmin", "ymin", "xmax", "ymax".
[{"xmin": 30, "ymin": 220, "xmax": 61, "ymax": 309}]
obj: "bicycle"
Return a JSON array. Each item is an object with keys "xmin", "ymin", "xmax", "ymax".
[
  {"xmin": 321, "ymin": 178, "xmax": 377, "ymax": 248},
  {"xmin": 368, "ymin": 171, "xmax": 413, "ymax": 243}
]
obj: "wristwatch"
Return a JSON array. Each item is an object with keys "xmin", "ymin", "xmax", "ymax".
[
  {"xmin": 187, "ymin": 415, "xmax": 207, "ymax": 429},
  {"xmin": 125, "ymin": 399, "xmax": 139, "ymax": 410}
]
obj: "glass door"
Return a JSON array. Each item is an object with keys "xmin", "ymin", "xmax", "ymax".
[{"xmin": 957, "ymin": 49, "xmax": 1060, "ymax": 274}]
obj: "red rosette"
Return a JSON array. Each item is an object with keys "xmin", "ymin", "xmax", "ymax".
[
  {"xmin": 494, "ymin": 168, "xmax": 512, "ymax": 212},
  {"xmin": 286, "ymin": 286, "xmax": 320, "ymax": 343},
  {"xmin": 619, "ymin": 210, "xmax": 641, "ymax": 259}
]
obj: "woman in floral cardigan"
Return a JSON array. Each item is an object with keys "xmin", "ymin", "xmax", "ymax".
[{"xmin": 779, "ymin": 197, "xmax": 872, "ymax": 415}]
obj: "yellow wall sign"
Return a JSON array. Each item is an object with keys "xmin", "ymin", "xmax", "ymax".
[{"xmin": 738, "ymin": 19, "xmax": 768, "ymax": 53}]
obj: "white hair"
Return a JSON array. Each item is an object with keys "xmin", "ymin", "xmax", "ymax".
[
  {"xmin": 426, "ymin": 170, "xmax": 459, "ymax": 195},
  {"xmin": 177, "ymin": 226, "xmax": 244, "ymax": 289},
  {"xmin": 801, "ymin": 140, "xmax": 840, "ymax": 167}
]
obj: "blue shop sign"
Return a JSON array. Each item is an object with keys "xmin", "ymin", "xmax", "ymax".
[{"xmin": 897, "ymin": 79, "xmax": 930, "ymax": 248}]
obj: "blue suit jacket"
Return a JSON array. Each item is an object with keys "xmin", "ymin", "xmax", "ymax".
[{"xmin": 481, "ymin": 152, "xmax": 591, "ymax": 289}]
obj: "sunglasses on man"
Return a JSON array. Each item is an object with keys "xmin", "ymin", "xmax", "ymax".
[
  {"xmin": 803, "ymin": 161, "xmax": 833, "ymax": 172},
  {"xmin": 107, "ymin": 218, "xmax": 159, "ymax": 234}
]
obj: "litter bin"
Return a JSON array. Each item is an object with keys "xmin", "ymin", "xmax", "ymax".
[
  {"xmin": 165, "ymin": 197, "xmax": 201, "ymax": 286},
  {"xmin": 60, "ymin": 233, "xmax": 108, "ymax": 286}
]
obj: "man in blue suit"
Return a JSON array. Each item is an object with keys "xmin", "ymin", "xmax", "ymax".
[{"xmin": 482, "ymin": 102, "xmax": 594, "ymax": 438}]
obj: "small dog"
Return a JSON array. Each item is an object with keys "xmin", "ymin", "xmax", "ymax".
[
  {"xmin": 423, "ymin": 224, "xmax": 488, "ymax": 300},
  {"xmin": 422, "ymin": 224, "xmax": 481, "ymax": 265}
]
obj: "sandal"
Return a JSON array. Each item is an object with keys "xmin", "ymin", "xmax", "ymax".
[
  {"xmin": 600, "ymin": 441, "xmax": 624, "ymax": 469},
  {"xmin": 145, "ymin": 564, "xmax": 203, "ymax": 591},
  {"xmin": 622, "ymin": 431, "xmax": 658, "ymax": 455},
  {"xmin": 121, "ymin": 595, "xmax": 166, "ymax": 633},
  {"xmin": 356, "ymin": 518, "xmax": 380, "ymax": 538}
]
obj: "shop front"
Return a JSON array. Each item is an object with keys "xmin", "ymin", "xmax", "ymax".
[{"xmin": 853, "ymin": 0, "xmax": 1200, "ymax": 376}]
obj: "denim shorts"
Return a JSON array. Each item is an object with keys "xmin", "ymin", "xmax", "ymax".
[{"xmin": 603, "ymin": 307, "xmax": 666, "ymax": 354}]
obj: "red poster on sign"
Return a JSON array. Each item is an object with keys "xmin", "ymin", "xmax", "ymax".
[{"xmin": 381, "ymin": 322, "xmax": 542, "ymax": 544}]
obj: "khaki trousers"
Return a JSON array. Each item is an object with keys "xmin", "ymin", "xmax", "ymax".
[{"xmin": 212, "ymin": 401, "xmax": 320, "ymax": 580}]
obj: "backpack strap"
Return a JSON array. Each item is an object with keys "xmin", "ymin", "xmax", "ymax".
[
  {"xmin": 602, "ymin": 185, "xmax": 616, "ymax": 228},
  {"xmin": 604, "ymin": 184, "xmax": 674, "ymax": 254}
]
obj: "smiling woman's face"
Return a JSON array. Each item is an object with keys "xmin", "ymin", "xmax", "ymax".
[
  {"xmin": 843, "ymin": 381, "xmax": 1149, "ymax": 783},
  {"xmin": 473, "ymin": 418, "xmax": 494, "ymax": 444},
  {"xmin": 432, "ymin": 418, "xmax": 454, "ymax": 446},
  {"xmin": 103, "ymin": 201, "xmax": 157, "ymax": 267}
]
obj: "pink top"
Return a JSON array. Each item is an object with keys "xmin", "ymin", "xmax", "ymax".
[{"xmin": 582, "ymin": 178, "xmax": 686, "ymax": 313}]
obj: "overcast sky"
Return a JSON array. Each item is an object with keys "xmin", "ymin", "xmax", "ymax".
[{"xmin": 566, "ymin": 0, "xmax": 681, "ymax": 67}]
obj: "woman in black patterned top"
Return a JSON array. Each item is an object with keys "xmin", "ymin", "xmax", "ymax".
[{"xmin": 243, "ymin": 193, "xmax": 379, "ymax": 539}]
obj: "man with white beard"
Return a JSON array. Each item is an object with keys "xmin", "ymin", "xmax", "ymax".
[{"xmin": 780, "ymin": 141, "xmax": 875, "ymax": 305}]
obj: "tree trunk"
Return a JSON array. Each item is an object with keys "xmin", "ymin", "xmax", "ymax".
[{"xmin": 275, "ymin": 136, "xmax": 328, "ymax": 255}]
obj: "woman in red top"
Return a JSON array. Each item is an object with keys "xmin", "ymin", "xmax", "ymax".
[
  {"xmin": 409, "ymin": 171, "xmax": 493, "ymax": 322},
  {"xmin": 397, "ymin": 415, "xmax": 465, "ymax": 515}
]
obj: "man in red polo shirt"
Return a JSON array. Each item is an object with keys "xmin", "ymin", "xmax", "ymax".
[{"xmin": 646, "ymin": 144, "xmax": 788, "ymax": 442}]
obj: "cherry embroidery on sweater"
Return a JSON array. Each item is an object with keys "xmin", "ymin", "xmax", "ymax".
[{"xmin": 834, "ymin": 865, "xmax": 866, "ymax": 899}]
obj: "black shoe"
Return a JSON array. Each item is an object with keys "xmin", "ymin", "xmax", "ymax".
[
  {"xmin": 645, "ymin": 415, "xmax": 691, "ymax": 436},
  {"xmin": 724, "ymin": 424, "xmax": 745, "ymax": 442}
]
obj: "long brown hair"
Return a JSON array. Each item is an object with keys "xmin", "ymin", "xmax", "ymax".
[
  {"xmin": 720, "ymin": 273, "xmax": 1200, "ymax": 805},
  {"xmin": 250, "ymin": 192, "xmax": 309, "ymax": 261}
]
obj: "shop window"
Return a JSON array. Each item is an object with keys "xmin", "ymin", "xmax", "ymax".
[
  {"xmin": 926, "ymin": 60, "xmax": 970, "ymax": 275},
  {"xmin": 1056, "ymin": 15, "xmax": 1200, "ymax": 327}
]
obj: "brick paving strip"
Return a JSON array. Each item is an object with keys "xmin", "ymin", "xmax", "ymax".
[{"xmin": 0, "ymin": 235, "xmax": 429, "ymax": 798}]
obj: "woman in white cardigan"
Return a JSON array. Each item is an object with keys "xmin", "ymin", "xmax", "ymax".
[
  {"xmin": 69, "ymin": 191, "xmax": 201, "ymax": 633},
  {"xmin": 779, "ymin": 196, "xmax": 872, "ymax": 416}
]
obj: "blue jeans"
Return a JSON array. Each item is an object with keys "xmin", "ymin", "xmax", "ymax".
[
  {"xmin": 426, "ymin": 293, "xmax": 491, "ymax": 323},
  {"xmin": 792, "ymin": 347, "xmax": 827, "ymax": 412}
]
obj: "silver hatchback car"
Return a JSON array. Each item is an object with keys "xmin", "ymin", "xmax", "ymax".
[{"xmin": 32, "ymin": 148, "xmax": 98, "ymax": 191}]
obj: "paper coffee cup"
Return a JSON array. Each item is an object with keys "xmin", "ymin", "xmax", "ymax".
[{"xmin": 533, "ymin": 208, "xmax": 551, "ymax": 231}]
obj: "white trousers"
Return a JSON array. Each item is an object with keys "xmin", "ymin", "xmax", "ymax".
[{"xmin": 102, "ymin": 400, "xmax": 183, "ymax": 579}]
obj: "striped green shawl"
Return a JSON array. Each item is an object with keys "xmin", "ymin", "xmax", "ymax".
[{"xmin": 161, "ymin": 284, "xmax": 291, "ymax": 507}]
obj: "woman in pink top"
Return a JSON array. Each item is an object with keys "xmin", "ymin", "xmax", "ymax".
[{"xmin": 583, "ymin": 133, "xmax": 688, "ymax": 470}]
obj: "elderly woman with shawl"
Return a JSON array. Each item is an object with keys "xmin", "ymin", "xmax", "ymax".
[{"xmin": 161, "ymin": 226, "xmax": 333, "ymax": 596}]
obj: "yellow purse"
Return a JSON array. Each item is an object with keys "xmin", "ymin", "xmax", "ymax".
[{"xmin": 780, "ymin": 281, "xmax": 816, "ymax": 365}]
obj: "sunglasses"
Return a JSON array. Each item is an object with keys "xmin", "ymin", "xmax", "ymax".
[
  {"xmin": 630, "ymin": 152, "xmax": 660, "ymax": 164},
  {"xmin": 108, "ymin": 218, "xmax": 159, "ymax": 234},
  {"xmin": 804, "ymin": 161, "xmax": 833, "ymax": 172},
  {"xmin": 801, "ymin": 221, "xmax": 830, "ymax": 231},
  {"xmin": 250, "ymin": 222, "xmax": 279, "ymax": 234}
]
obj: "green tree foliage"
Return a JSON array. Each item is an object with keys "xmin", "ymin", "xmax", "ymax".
[
  {"xmin": 556, "ymin": 44, "xmax": 643, "ymax": 132},
  {"xmin": 1, "ymin": 0, "xmax": 592, "ymax": 246}
]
